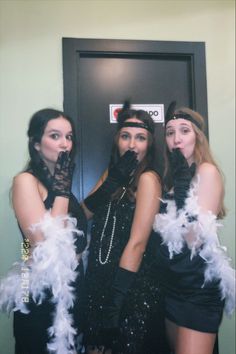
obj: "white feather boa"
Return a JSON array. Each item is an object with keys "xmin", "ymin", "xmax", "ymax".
[
  {"xmin": 0, "ymin": 213, "xmax": 83, "ymax": 354},
  {"xmin": 153, "ymin": 178, "xmax": 235, "ymax": 316}
]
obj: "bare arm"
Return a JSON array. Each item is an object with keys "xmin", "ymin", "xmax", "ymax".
[
  {"xmin": 196, "ymin": 162, "xmax": 224, "ymax": 216},
  {"xmin": 119, "ymin": 171, "xmax": 161, "ymax": 272},
  {"xmin": 12, "ymin": 172, "xmax": 69, "ymax": 246},
  {"xmin": 185, "ymin": 163, "xmax": 224, "ymax": 248}
]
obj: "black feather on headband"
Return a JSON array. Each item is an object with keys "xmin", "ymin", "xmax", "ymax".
[
  {"xmin": 165, "ymin": 101, "xmax": 177, "ymax": 124},
  {"xmin": 165, "ymin": 101, "xmax": 202, "ymax": 130},
  {"xmin": 117, "ymin": 100, "xmax": 132, "ymax": 127}
]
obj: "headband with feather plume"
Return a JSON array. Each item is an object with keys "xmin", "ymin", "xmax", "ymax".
[
  {"xmin": 165, "ymin": 101, "xmax": 202, "ymax": 130},
  {"xmin": 117, "ymin": 100, "xmax": 155, "ymax": 134}
]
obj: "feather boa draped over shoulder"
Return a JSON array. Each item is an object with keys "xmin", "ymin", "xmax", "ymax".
[
  {"xmin": 153, "ymin": 177, "xmax": 235, "ymax": 316},
  {"xmin": 0, "ymin": 212, "xmax": 83, "ymax": 354}
]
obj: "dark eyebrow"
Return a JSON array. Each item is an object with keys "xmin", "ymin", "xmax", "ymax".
[
  {"xmin": 121, "ymin": 129, "xmax": 147, "ymax": 133},
  {"xmin": 120, "ymin": 130, "xmax": 130, "ymax": 134},
  {"xmin": 136, "ymin": 132, "xmax": 147, "ymax": 136}
]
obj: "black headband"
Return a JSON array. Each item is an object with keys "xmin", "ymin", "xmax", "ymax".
[
  {"xmin": 165, "ymin": 101, "xmax": 202, "ymax": 130},
  {"xmin": 167, "ymin": 113, "xmax": 202, "ymax": 130},
  {"xmin": 120, "ymin": 121, "xmax": 154, "ymax": 134}
]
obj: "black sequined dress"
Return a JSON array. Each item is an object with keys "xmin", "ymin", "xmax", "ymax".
[
  {"xmin": 13, "ymin": 190, "xmax": 87, "ymax": 354},
  {"xmin": 83, "ymin": 192, "xmax": 169, "ymax": 354}
]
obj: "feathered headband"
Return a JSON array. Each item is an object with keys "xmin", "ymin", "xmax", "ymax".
[
  {"xmin": 165, "ymin": 101, "xmax": 202, "ymax": 130},
  {"xmin": 117, "ymin": 100, "xmax": 155, "ymax": 134}
]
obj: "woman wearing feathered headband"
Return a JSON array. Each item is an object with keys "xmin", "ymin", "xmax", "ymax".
[
  {"xmin": 153, "ymin": 102, "xmax": 235, "ymax": 354},
  {"xmin": 0, "ymin": 109, "xmax": 87, "ymax": 353},
  {"xmin": 81, "ymin": 101, "xmax": 169, "ymax": 353}
]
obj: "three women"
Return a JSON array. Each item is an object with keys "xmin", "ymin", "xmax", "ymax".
[{"xmin": 0, "ymin": 102, "xmax": 235, "ymax": 354}]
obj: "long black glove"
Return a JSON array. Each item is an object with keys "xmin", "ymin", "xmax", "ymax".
[
  {"xmin": 84, "ymin": 150, "xmax": 138, "ymax": 213},
  {"xmin": 170, "ymin": 148, "xmax": 196, "ymax": 210},
  {"xmin": 100, "ymin": 267, "xmax": 136, "ymax": 350},
  {"xmin": 51, "ymin": 151, "xmax": 74, "ymax": 198}
]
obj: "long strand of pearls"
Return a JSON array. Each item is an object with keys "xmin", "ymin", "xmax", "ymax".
[{"xmin": 99, "ymin": 188, "xmax": 126, "ymax": 265}]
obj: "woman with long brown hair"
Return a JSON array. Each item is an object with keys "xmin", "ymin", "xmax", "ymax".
[
  {"xmin": 153, "ymin": 102, "xmax": 235, "ymax": 354},
  {"xmin": 81, "ymin": 101, "xmax": 169, "ymax": 354}
]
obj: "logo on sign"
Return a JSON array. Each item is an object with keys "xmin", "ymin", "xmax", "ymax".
[{"xmin": 109, "ymin": 104, "xmax": 164, "ymax": 123}]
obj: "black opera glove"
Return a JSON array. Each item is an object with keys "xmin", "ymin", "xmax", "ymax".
[
  {"xmin": 100, "ymin": 267, "xmax": 136, "ymax": 349},
  {"xmin": 107, "ymin": 150, "xmax": 138, "ymax": 188},
  {"xmin": 170, "ymin": 148, "xmax": 196, "ymax": 210},
  {"xmin": 84, "ymin": 150, "xmax": 138, "ymax": 213},
  {"xmin": 51, "ymin": 151, "xmax": 74, "ymax": 198}
]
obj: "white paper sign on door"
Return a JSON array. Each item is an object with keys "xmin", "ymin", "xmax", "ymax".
[{"xmin": 109, "ymin": 104, "xmax": 164, "ymax": 124}]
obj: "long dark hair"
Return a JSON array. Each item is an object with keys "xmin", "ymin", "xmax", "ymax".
[
  {"xmin": 111, "ymin": 102, "xmax": 159, "ymax": 200},
  {"xmin": 26, "ymin": 108, "xmax": 76, "ymax": 188}
]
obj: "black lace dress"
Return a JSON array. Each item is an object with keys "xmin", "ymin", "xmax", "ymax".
[
  {"xmin": 83, "ymin": 192, "xmax": 169, "ymax": 354},
  {"xmin": 13, "ymin": 191, "xmax": 87, "ymax": 354}
]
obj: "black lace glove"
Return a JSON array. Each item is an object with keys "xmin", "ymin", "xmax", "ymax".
[
  {"xmin": 35, "ymin": 158, "xmax": 54, "ymax": 190},
  {"xmin": 84, "ymin": 150, "xmax": 138, "ymax": 213},
  {"xmin": 170, "ymin": 148, "xmax": 196, "ymax": 210},
  {"xmin": 99, "ymin": 267, "xmax": 136, "ymax": 350},
  {"xmin": 51, "ymin": 151, "xmax": 74, "ymax": 198}
]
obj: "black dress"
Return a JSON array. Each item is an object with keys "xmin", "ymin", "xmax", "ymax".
[
  {"xmin": 83, "ymin": 192, "xmax": 169, "ymax": 354},
  {"xmin": 13, "ymin": 191, "xmax": 87, "ymax": 354},
  {"xmin": 154, "ymin": 193, "xmax": 224, "ymax": 333}
]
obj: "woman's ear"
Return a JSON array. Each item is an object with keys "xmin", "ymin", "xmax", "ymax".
[{"xmin": 34, "ymin": 142, "xmax": 40, "ymax": 151}]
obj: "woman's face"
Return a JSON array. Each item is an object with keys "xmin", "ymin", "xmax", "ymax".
[
  {"xmin": 34, "ymin": 116, "xmax": 73, "ymax": 172},
  {"xmin": 165, "ymin": 118, "xmax": 196, "ymax": 165},
  {"xmin": 118, "ymin": 118, "xmax": 149, "ymax": 162}
]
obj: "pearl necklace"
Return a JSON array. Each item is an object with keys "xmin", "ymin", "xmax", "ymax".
[{"xmin": 99, "ymin": 188, "xmax": 127, "ymax": 265}]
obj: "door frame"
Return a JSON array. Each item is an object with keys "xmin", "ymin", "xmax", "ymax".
[
  {"xmin": 63, "ymin": 38, "xmax": 208, "ymax": 131},
  {"xmin": 62, "ymin": 38, "xmax": 208, "ymax": 198}
]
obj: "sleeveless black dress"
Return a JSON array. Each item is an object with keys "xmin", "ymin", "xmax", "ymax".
[
  {"xmin": 83, "ymin": 193, "xmax": 169, "ymax": 354},
  {"xmin": 154, "ymin": 193, "xmax": 224, "ymax": 333},
  {"xmin": 13, "ymin": 191, "xmax": 87, "ymax": 354}
]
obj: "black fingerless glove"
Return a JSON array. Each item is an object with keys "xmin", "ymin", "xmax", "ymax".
[
  {"xmin": 170, "ymin": 148, "xmax": 196, "ymax": 210},
  {"xmin": 51, "ymin": 151, "xmax": 74, "ymax": 198},
  {"xmin": 84, "ymin": 150, "xmax": 138, "ymax": 213},
  {"xmin": 101, "ymin": 267, "xmax": 136, "ymax": 339}
]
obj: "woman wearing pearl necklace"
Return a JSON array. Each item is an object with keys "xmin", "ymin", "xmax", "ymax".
[{"xmin": 81, "ymin": 101, "xmax": 169, "ymax": 354}]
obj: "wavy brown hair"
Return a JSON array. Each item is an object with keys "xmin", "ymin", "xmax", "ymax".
[{"xmin": 164, "ymin": 107, "xmax": 226, "ymax": 218}]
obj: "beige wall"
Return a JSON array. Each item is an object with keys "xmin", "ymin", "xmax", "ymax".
[{"xmin": 0, "ymin": 1, "xmax": 235, "ymax": 353}]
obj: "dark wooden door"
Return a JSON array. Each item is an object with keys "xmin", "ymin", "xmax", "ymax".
[{"xmin": 63, "ymin": 38, "xmax": 208, "ymax": 200}]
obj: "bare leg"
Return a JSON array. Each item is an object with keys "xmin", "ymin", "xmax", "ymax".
[
  {"xmin": 165, "ymin": 318, "xmax": 178, "ymax": 351},
  {"xmin": 165, "ymin": 318, "xmax": 216, "ymax": 354}
]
